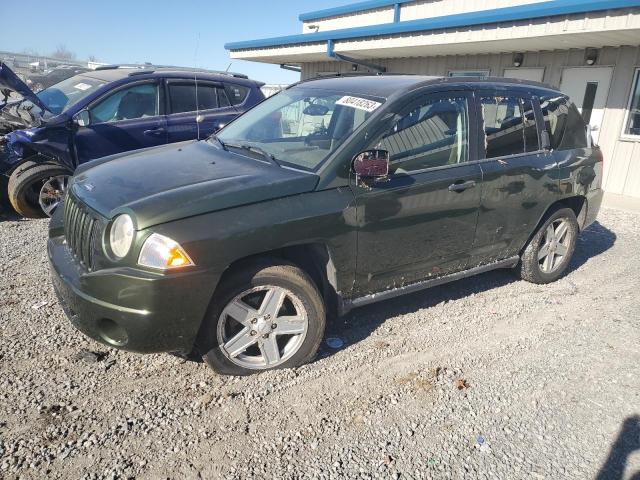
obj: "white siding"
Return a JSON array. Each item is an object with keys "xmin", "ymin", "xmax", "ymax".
[
  {"xmin": 400, "ymin": 0, "xmax": 547, "ymax": 22},
  {"xmin": 302, "ymin": 8, "xmax": 394, "ymax": 33},
  {"xmin": 302, "ymin": 46, "xmax": 640, "ymax": 198}
]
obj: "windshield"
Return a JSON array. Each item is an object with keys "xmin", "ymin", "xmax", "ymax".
[
  {"xmin": 36, "ymin": 75, "xmax": 106, "ymax": 115},
  {"xmin": 216, "ymin": 87, "xmax": 384, "ymax": 171}
]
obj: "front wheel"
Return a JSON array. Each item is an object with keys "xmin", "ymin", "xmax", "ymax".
[
  {"xmin": 517, "ymin": 207, "xmax": 579, "ymax": 284},
  {"xmin": 200, "ymin": 262, "xmax": 326, "ymax": 376},
  {"xmin": 8, "ymin": 161, "xmax": 71, "ymax": 218}
]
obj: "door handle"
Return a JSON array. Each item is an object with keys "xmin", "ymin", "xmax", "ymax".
[
  {"xmin": 143, "ymin": 127, "xmax": 166, "ymax": 136},
  {"xmin": 448, "ymin": 180, "xmax": 477, "ymax": 193}
]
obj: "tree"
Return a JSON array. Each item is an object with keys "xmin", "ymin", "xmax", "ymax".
[
  {"xmin": 51, "ymin": 45, "xmax": 76, "ymax": 61},
  {"xmin": 88, "ymin": 55, "xmax": 97, "ymax": 62}
]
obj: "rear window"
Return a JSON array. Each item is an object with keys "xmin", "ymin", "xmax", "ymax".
[
  {"xmin": 225, "ymin": 84, "xmax": 250, "ymax": 106},
  {"xmin": 540, "ymin": 96, "xmax": 588, "ymax": 150}
]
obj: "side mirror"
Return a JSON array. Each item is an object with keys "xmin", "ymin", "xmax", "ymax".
[
  {"xmin": 352, "ymin": 149, "xmax": 390, "ymax": 178},
  {"xmin": 540, "ymin": 130, "xmax": 551, "ymax": 151},
  {"xmin": 74, "ymin": 109, "xmax": 90, "ymax": 127}
]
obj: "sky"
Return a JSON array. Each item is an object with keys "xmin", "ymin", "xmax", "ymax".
[{"xmin": 0, "ymin": 0, "xmax": 351, "ymax": 85}]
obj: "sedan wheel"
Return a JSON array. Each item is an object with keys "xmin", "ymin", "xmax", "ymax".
[
  {"xmin": 538, "ymin": 219, "xmax": 572, "ymax": 274},
  {"xmin": 517, "ymin": 207, "xmax": 579, "ymax": 284},
  {"xmin": 201, "ymin": 262, "xmax": 326, "ymax": 376},
  {"xmin": 218, "ymin": 285, "xmax": 309, "ymax": 369},
  {"xmin": 38, "ymin": 175, "xmax": 70, "ymax": 217}
]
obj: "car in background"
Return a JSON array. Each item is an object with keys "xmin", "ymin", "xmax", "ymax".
[
  {"xmin": 0, "ymin": 63, "xmax": 265, "ymax": 217},
  {"xmin": 27, "ymin": 66, "xmax": 91, "ymax": 92}
]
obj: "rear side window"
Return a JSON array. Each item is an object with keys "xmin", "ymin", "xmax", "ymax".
[
  {"xmin": 225, "ymin": 84, "xmax": 250, "ymax": 105},
  {"xmin": 540, "ymin": 96, "xmax": 588, "ymax": 150},
  {"xmin": 168, "ymin": 83, "xmax": 220, "ymax": 113},
  {"xmin": 481, "ymin": 96, "xmax": 538, "ymax": 158}
]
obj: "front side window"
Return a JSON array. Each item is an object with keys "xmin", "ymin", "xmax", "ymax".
[
  {"xmin": 216, "ymin": 88, "xmax": 380, "ymax": 171},
  {"xmin": 168, "ymin": 82, "xmax": 219, "ymax": 114},
  {"xmin": 624, "ymin": 69, "xmax": 640, "ymax": 137},
  {"xmin": 373, "ymin": 95, "xmax": 468, "ymax": 172},
  {"xmin": 90, "ymin": 83, "xmax": 159, "ymax": 123}
]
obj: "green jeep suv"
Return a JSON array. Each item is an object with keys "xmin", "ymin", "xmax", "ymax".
[{"xmin": 48, "ymin": 75, "xmax": 603, "ymax": 376}]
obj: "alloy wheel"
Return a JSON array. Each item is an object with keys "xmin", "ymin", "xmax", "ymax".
[
  {"xmin": 538, "ymin": 219, "xmax": 571, "ymax": 273},
  {"xmin": 217, "ymin": 285, "xmax": 309, "ymax": 370},
  {"xmin": 38, "ymin": 175, "xmax": 69, "ymax": 217}
]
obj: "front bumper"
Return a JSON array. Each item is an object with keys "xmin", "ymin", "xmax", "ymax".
[{"xmin": 48, "ymin": 234, "xmax": 218, "ymax": 354}]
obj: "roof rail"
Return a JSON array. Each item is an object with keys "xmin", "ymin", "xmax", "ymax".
[{"xmin": 94, "ymin": 63, "xmax": 249, "ymax": 79}]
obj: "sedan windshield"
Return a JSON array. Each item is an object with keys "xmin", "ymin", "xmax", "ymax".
[
  {"xmin": 216, "ymin": 87, "xmax": 384, "ymax": 171},
  {"xmin": 37, "ymin": 75, "xmax": 106, "ymax": 115}
]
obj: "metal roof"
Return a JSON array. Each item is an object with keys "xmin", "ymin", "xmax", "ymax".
[{"xmin": 226, "ymin": 0, "xmax": 640, "ymax": 51}]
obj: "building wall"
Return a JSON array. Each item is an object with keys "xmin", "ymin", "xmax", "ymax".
[
  {"xmin": 301, "ymin": 46, "xmax": 640, "ymax": 198},
  {"xmin": 301, "ymin": 0, "xmax": 549, "ymax": 33}
]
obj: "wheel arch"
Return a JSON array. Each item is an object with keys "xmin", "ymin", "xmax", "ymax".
[
  {"xmin": 213, "ymin": 243, "xmax": 340, "ymax": 320},
  {"xmin": 520, "ymin": 195, "xmax": 587, "ymax": 255}
]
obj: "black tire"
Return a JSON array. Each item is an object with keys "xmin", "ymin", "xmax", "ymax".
[
  {"xmin": 8, "ymin": 161, "xmax": 71, "ymax": 218},
  {"xmin": 200, "ymin": 261, "xmax": 326, "ymax": 376},
  {"xmin": 517, "ymin": 207, "xmax": 579, "ymax": 284}
]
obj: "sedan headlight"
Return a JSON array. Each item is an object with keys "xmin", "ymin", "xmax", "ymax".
[
  {"xmin": 109, "ymin": 214, "xmax": 135, "ymax": 259},
  {"xmin": 138, "ymin": 233, "xmax": 194, "ymax": 270}
]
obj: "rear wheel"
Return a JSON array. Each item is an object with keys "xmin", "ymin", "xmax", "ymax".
[
  {"xmin": 200, "ymin": 261, "xmax": 326, "ymax": 376},
  {"xmin": 8, "ymin": 161, "xmax": 71, "ymax": 218},
  {"xmin": 517, "ymin": 207, "xmax": 579, "ymax": 284}
]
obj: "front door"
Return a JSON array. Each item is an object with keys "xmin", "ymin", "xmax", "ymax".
[
  {"xmin": 560, "ymin": 67, "xmax": 613, "ymax": 144},
  {"xmin": 74, "ymin": 80, "xmax": 167, "ymax": 164},
  {"xmin": 165, "ymin": 79, "xmax": 238, "ymax": 143},
  {"xmin": 353, "ymin": 91, "xmax": 482, "ymax": 295}
]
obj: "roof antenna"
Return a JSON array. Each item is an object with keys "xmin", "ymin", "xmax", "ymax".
[
  {"xmin": 225, "ymin": 62, "xmax": 232, "ymax": 72},
  {"xmin": 194, "ymin": 33, "xmax": 202, "ymax": 141}
]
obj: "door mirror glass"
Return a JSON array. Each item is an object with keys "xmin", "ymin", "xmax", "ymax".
[
  {"xmin": 352, "ymin": 150, "xmax": 390, "ymax": 178},
  {"xmin": 74, "ymin": 109, "xmax": 90, "ymax": 127}
]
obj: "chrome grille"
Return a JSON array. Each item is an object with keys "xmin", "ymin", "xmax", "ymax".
[{"xmin": 63, "ymin": 194, "xmax": 100, "ymax": 270}]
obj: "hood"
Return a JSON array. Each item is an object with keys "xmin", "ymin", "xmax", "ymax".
[
  {"xmin": 71, "ymin": 140, "xmax": 319, "ymax": 229},
  {"xmin": 0, "ymin": 63, "xmax": 50, "ymax": 112}
]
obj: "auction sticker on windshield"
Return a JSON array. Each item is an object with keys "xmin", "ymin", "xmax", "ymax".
[
  {"xmin": 336, "ymin": 96, "xmax": 382, "ymax": 112},
  {"xmin": 74, "ymin": 83, "xmax": 92, "ymax": 91}
]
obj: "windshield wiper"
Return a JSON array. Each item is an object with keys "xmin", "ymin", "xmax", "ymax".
[{"xmin": 224, "ymin": 142, "xmax": 281, "ymax": 167}]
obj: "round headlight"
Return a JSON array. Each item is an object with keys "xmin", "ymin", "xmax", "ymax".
[{"xmin": 109, "ymin": 214, "xmax": 134, "ymax": 259}]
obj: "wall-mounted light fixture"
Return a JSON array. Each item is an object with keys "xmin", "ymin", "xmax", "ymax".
[
  {"xmin": 513, "ymin": 52, "xmax": 524, "ymax": 68},
  {"xmin": 585, "ymin": 48, "xmax": 599, "ymax": 66},
  {"xmin": 352, "ymin": 64, "xmax": 358, "ymax": 71}
]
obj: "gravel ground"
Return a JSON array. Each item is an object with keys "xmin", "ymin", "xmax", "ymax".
[{"xmin": 0, "ymin": 206, "xmax": 639, "ymax": 480}]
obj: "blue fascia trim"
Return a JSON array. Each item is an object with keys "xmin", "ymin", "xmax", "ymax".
[
  {"xmin": 225, "ymin": 0, "xmax": 640, "ymax": 51},
  {"xmin": 299, "ymin": 0, "xmax": 414, "ymax": 22}
]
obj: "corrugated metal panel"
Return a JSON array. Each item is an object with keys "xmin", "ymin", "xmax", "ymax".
[
  {"xmin": 302, "ymin": 8, "xmax": 394, "ymax": 33},
  {"xmin": 400, "ymin": 0, "xmax": 548, "ymax": 21}
]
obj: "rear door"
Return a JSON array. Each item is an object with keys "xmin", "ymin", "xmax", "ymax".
[
  {"xmin": 471, "ymin": 89, "xmax": 559, "ymax": 265},
  {"xmin": 165, "ymin": 79, "xmax": 238, "ymax": 143},
  {"xmin": 353, "ymin": 90, "xmax": 483, "ymax": 295},
  {"xmin": 74, "ymin": 80, "xmax": 167, "ymax": 163}
]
